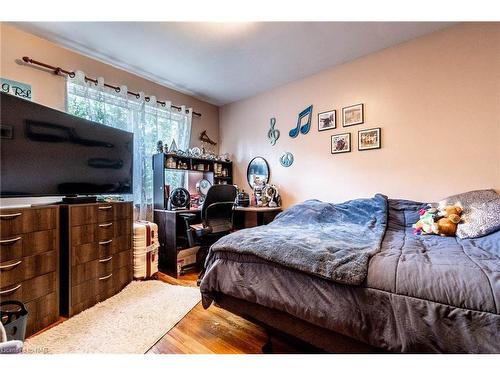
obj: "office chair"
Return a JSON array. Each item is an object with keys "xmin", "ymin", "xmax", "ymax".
[{"xmin": 180, "ymin": 184, "xmax": 237, "ymax": 281}]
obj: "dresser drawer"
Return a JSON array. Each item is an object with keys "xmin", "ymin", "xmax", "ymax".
[
  {"xmin": 98, "ymin": 254, "xmax": 114, "ymax": 277},
  {"xmin": 72, "ymin": 242, "xmax": 99, "ymax": 265},
  {"xmin": 97, "ymin": 270, "xmax": 114, "ymax": 299},
  {"xmin": 112, "ymin": 249, "xmax": 131, "ymax": 271},
  {"xmin": 0, "ymin": 250, "xmax": 57, "ymax": 288},
  {"xmin": 0, "ymin": 272, "xmax": 56, "ymax": 303},
  {"xmin": 72, "ymin": 277, "xmax": 97, "ymax": 307},
  {"xmin": 25, "ymin": 291, "xmax": 58, "ymax": 337},
  {"xmin": 72, "ymin": 259, "xmax": 98, "ymax": 286},
  {"xmin": 98, "ymin": 221, "xmax": 114, "ymax": 241},
  {"xmin": 113, "ymin": 233, "xmax": 132, "ymax": 254},
  {"xmin": 70, "ymin": 205, "xmax": 98, "ymax": 226},
  {"xmin": 114, "ymin": 219, "xmax": 131, "ymax": 238},
  {"xmin": 115, "ymin": 203, "xmax": 132, "ymax": 220},
  {"xmin": 71, "ymin": 224, "xmax": 96, "ymax": 246},
  {"xmin": 115, "ymin": 265, "xmax": 131, "ymax": 293},
  {"xmin": 0, "ymin": 207, "xmax": 57, "ymax": 237},
  {"xmin": 97, "ymin": 204, "xmax": 115, "ymax": 222},
  {"xmin": 0, "ymin": 230, "xmax": 56, "ymax": 263}
]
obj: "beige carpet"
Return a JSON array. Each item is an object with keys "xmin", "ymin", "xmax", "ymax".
[{"xmin": 24, "ymin": 280, "xmax": 201, "ymax": 354}]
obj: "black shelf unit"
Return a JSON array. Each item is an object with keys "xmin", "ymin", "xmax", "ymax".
[
  {"xmin": 152, "ymin": 153, "xmax": 233, "ymax": 210},
  {"xmin": 152, "ymin": 153, "xmax": 233, "ymax": 277}
]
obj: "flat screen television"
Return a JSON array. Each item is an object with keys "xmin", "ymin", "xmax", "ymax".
[{"xmin": 0, "ymin": 92, "xmax": 133, "ymax": 197}]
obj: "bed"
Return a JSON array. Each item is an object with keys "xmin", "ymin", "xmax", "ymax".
[{"xmin": 199, "ymin": 196, "xmax": 500, "ymax": 353}]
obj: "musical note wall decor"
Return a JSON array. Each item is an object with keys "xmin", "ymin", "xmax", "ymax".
[
  {"xmin": 289, "ymin": 105, "xmax": 313, "ymax": 138},
  {"xmin": 267, "ymin": 117, "xmax": 280, "ymax": 146}
]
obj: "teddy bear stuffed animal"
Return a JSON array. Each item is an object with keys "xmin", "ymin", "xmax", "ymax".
[{"xmin": 431, "ymin": 206, "xmax": 463, "ymax": 237}]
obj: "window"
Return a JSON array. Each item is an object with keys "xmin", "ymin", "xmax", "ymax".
[{"xmin": 66, "ymin": 72, "xmax": 192, "ymax": 219}]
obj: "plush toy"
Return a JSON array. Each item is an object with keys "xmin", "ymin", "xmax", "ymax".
[
  {"xmin": 431, "ymin": 206, "xmax": 463, "ymax": 237},
  {"xmin": 413, "ymin": 206, "xmax": 439, "ymax": 235}
]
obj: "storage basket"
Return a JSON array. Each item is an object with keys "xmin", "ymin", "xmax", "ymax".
[
  {"xmin": 0, "ymin": 301, "xmax": 27, "ymax": 342},
  {"xmin": 133, "ymin": 221, "xmax": 159, "ymax": 279}
]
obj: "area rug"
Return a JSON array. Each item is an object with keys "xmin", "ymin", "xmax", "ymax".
[{"xmin": 23, "ymin": 280, "xmax": 201, "ymax": 354}]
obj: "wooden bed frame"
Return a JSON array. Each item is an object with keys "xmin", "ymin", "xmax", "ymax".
[{"xmin": 212, "ymin": 292, "xmax": 384, "ymax": 354}]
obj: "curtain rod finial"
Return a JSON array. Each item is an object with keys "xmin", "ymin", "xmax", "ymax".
[{"xmin": 22, "ymin": 56, "xmax": 30, "ymax": 63}]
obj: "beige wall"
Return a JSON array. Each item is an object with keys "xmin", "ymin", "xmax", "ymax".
[
  {"xmin": 0, "ymin": 23, "xmax": 219, "ymax": 206},
  {"xmin": 219, "ymin": 23, "xmax": 500, "ymax": 207},
  {"xmin": 0, "ymin": 23, "xmax": 219, "ymax": 149}
]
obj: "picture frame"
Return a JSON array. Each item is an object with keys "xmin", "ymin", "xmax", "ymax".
[
  {"xmin": 331, "ymin": 133, "xmax": 351, "ymax": 154},
  {"xmin": 318, "ymin": 110, "xmax": 336, "ymax": 131},
  {"xmin": 342, "ymin": 103, "xmax": 364, "ymax": 127},
  {"xmin": 358, "ymin": 127, "xmax": 381, "ymax": 151}
]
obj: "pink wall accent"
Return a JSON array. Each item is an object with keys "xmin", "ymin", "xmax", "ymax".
[{"xmin": 219, "ymin": 23, "xmax": 500, "ymax": 207}]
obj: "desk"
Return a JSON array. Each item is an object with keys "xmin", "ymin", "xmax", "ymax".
[
  {"xmin": 154, "ymin": 206, "xmax": 282, "ymax": 277},
  {"xmin": 233, "ymin": 206, "xmax": 282, "ymax": 227}
]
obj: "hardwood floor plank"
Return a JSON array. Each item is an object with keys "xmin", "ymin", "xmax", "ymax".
[{"xmin": 148, "ymin": 271, "xmax": 271, "ymax": 354}]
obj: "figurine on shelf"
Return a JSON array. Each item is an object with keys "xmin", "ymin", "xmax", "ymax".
[
  {"xmin": 253, "ymin": 177, "xmax": 266, "ymax": 206},
  {"xmin": 168, "ymin": 139, "xmax": 178, "ymax": 154},
  {"xmin": 156, "ymin": 140, "xmax": 164, "ymax": 153}
]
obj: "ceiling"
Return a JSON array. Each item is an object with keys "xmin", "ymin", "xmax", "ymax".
[{"xmin": 14, "ymin": 22, "xmax": 455, "ymax": 106}]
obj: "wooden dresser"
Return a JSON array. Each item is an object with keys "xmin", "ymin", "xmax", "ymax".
[
  {"xmin": 60, "ymin": 202, "xmax": 133, "ymax": 317},
  {"xmin": 0, "ymin": 205, "xmax": 59, "ymax": 337}
]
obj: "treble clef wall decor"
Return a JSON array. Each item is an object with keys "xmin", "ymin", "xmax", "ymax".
[{"xmin": 267, "ymin": 117, "xmax": 280, "ymax": 146}]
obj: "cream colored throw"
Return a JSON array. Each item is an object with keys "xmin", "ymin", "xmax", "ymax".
[{"xmin": 24, "ymin": 281, "xmax": 201, "ymax": 354}]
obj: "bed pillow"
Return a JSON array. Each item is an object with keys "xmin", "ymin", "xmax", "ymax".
[{"xmin": 439, "ymin": 189, "xmax": 500, "ymax": 239}]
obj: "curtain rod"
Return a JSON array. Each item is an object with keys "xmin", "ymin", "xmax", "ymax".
[{"xmin": 21, "ymin": 56, "xmax": 202, "ymax": 117}]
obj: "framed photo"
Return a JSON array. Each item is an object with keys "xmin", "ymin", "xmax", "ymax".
[
  {"xmin": 358, "ymin": 128, "xmax": 381, "ymax": 151},
  {"xmin": 342, "ymin": 103, "xmax": 364, "ymax": 127},
  {"xmin": 318, "ymin": 110, "xmax": 336, "ymax": 131},
  {"xmin": 331, "ymin": 133, "xmax": 351, "ymax": 154}
]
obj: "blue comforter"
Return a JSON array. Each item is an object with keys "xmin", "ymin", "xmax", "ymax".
[{"xmin": 209, "ymin": 194, "xmax": 388, "ymax": 285}]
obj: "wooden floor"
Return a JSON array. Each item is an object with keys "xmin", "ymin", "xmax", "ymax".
[
  {"xmin": 147, "ymin": 272, "xmax": 301, "ymax": 354},
  {"xmin": 29, "ymin": 271, "xmax": 302, "ymax": 354}
]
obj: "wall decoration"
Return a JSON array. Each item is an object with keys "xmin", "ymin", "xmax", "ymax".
[
  {"xmin": 289, "ymin": 105, "xmax": 313, "ymax": 138},
  {"xmin": 267, "ymin": 117, "xmax": 280, "ymax": 145},
  {"xmin": 342, "ymin": 103, "xmax": 364, "ymax": 127},
  {"xmin": 358, "ymin": 128, "xmax": 381, "ymax": 151},
  {"xmin": 318, "ymin": 110, "xmax": 336, "ymax": 131},
  {"xmin": 1, "ymin": 78, "xmax": 32, "ymax": 100},
  {"xmin": 279, "ymin": 152, "xmax": 294, "ymax": 167},
  {"xmin": 199, "ymin": 130, "xmax": 217, "ymax": 145},
  {"xmin": 331, "ymin": 133, "xmax": 351, "ymax": 154}
]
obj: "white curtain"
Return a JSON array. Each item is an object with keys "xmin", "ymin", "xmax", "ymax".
[{"xmin": 66, "ymin": 71, "xmax": 192, "ymax": 220}]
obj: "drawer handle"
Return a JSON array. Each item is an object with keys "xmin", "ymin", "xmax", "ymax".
[
  {"xmin": 99, "ymin": 239, "xmax": 113, "ymax": 245},
  {"xmin": 99, "ymin": 256, "xmax": 113, "ymax": 263},
  {"xmin": 0, "ymin": 212, "xmax": 22, "ymax": 219},
  {"xmin": 0, "ymin": 284, "xmax": 21, "ymax": 295},
  {"xmin": 0, "ymin": 236, "xmax": 22, "ymax": 245},
  {"xmin": 0, "ymin": 260, "xmax": 22, "ymax": 270},
  {"xmin": 99, "ymin": 273, "xmax": 113, "ymax": 281},
  {"xmin": 99, "ymin": 222, "xmax": 113, "ymax": 228},
  {"xmin": 98, "ymin": 206, "xmax": 113, "ymax": 210}
]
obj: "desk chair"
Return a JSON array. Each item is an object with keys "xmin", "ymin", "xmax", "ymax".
[{"xmin": 180, "ymin": 184, "xmax": 237, "ymax": 281}]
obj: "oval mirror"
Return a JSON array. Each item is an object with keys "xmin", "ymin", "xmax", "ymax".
[{"xmin": 247, "ymin": 157, "xmax": 270, "ymax": 189}]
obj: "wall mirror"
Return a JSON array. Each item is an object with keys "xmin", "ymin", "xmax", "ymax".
[{"xmin": 247, "ymin": 157, "xmax": 270, "ymax": 188}]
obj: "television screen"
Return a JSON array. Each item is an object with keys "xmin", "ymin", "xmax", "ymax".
[{"xmin": 0, "ymin": 93, "xmax": 133, "ymax": 197}]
